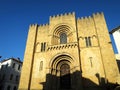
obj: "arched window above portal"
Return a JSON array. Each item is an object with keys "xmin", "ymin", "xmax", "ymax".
[
  {"xmin": 52, "ymin": 25, "xmax": 73, "ymax": 45},
  {"xmin": 60, "ymin": 33, "xmax": 67, "ymax": 44}
]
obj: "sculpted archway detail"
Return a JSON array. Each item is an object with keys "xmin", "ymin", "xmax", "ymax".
[
  {"xmin": 48, "ymin": 53, "xmax": 76, "ymax": 89},
  {"xmin": 51, "ymin": 25, "xmax": 74, "ymax": 45}
]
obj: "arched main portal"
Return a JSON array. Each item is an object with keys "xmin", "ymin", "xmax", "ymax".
[{"xmin": 49, "ymin": 54, "xmax": 75, "ymax": 90}]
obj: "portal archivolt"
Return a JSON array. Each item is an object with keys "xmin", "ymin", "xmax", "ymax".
[{"xmin": 50, "ymin": 54, "xmax": 75, "ymax": 89}]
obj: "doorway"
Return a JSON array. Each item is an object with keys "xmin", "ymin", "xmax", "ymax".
[{"xmin": 60, "ymin": 64, "xmax": 71, "ymax": 89}]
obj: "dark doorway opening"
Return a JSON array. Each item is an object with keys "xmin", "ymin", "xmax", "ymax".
[{"xmin": 60, "ymin": 64, "xmax": 71, "ymax": 89}]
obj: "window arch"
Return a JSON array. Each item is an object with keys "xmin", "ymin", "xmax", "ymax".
[
  {"xmin": 52, "ymin": 25, "xmax": 73, "ymax": 45},
  {"xmin": 60, "ymin": 33, "xmax": 67, "ymax": 44}
]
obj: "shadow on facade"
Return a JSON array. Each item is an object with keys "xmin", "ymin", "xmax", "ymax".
[{"xmin": 40, "ymin": 71, "xmax": 120, "ymax": 90}]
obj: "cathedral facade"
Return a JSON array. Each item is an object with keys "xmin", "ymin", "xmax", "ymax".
[{"xmin": 19, "ymin": 12, "xmax": 119, "ymax": 90}]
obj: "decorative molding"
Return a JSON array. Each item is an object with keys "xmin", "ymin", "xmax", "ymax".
[{"xmin": 47, "ymin": 42, "xmax": 78, "ymax": 51}]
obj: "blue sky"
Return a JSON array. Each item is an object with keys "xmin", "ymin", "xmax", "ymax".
[{"xmin": 0, "ymin": 0, "xmax": 120, "ymax": 61}]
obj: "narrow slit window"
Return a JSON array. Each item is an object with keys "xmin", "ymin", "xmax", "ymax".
[
  {"xmin": 41, "ymin": 43, "xmax": 43, "ymax": 52},
  {"xmin": 43, "ymin": 42, "xmax": 46, "ymax": 51},
  {"xmin": 85, "ymin": 37, "xmax": 88, "ymax": 47},
  {"xmin": 88, "ymin": 37, "xmax": 92, "ymax": 46},
  {"xmin": 40, "ymin": 61, "xmax": 43, "ymax": 71}
]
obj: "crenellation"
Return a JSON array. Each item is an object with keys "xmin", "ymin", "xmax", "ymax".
[
  {"xmin": 84, "ymin": 16, "xmax": 88, "ymax": 20},
  {"xmin": 72, "ymin": 12, "xmax": 75, "ymax": 16},
  {"xmin": 45, "ymin": 23, "xmax": 49, "ymax": 26},
  {"xmin": 50, "ymin": 12, "xmax": 75, "ymax": 20},
  {"xmin": 64, "ymin": 12, "xmax": 68, "ymax": 16},
  {"xmin": 87, "ymin": 16, "xmax": 92, "ymax": 25},
  {"xmin": 60, "ymin": 13, "xmax": 63, "ymax": 17},
  {"xmin": 30, "ymin": 24, "xmax": 35, "ymax": 27},
  {"xmin": 38, "ymin": 23, "xmax": 49, "ymax": 28},
  {"xmin": 88, "ymin": 16, "xmax": 92, "ymax": 20},
  {"xmin": 81, "ymin": 17, "xmax": 84, "ymax": 20},
  {"xmin": 77, "ymin": 18, "xmax": 81, "ymax": 23},
  {"xmin": 92, "ymin": 12, "xmax": 104, "ymax": 18},
  {"xmin": 87, "ymin": 16, "xmax": 92, "ymax": 24},
  {"xmin": 78, "ymin": 15, "xmax": 93, "ymax": 28},
  {"xmin": 56, "ymin": 14, "xmax": 59, "ymax": 17},
  {"xmin": 42, "ymin": 24, "xmax": 45, "ymax": 26},
  {"xmin": 77, "ymin": 13, "xmax": 104, "ymax": 23},
  {"xmin": 80, "ymin": 17, "xmax": 85, "ymax": 23},
  {"xmin": 49, "ymin": 16, "xmax": 52, "ymax": 20},
  {"xmin": 79, "ymin": 16, "xmax": 88, "ymax": 22},
  {"xmin": 77, "ymin": 17, "xmax": 80, "ymax": 20},
  {"xmin": 68, "ymin": 12, "xmax": 71, "ymax": 15},
  {"xmin": 29, "ymin": 24, "xmax": 38, "ymax": 30}
]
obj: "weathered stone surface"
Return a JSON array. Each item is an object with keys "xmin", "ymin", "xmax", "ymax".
[{"xmin": 19, "ymin": 12, "xmax": 119, "ymax": 90}]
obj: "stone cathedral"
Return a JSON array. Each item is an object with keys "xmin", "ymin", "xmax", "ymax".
[{"xmin": 19, "ymin": 12, "xmax": 120, "ymax": 90}]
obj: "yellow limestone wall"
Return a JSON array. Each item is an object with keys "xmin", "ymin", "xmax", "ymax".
[{"xmin": 19, "ymin": 12, "xmax": 119, "ymax": 90}]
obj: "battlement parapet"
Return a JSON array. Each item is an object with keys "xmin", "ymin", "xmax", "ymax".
[
  {"xmin": 38, "ymin": 23, "xmax": 49, "ymax": 28},
  {"xmin": 37, "ymin": 23, "xmax": 49, "ymax": 32},
  {"xmin": 50, "ymin": 12, "xmax": 75, "ymax": 20},
  {"xmin": 29, "ymin": 23, "xmax": 49, "ymax": 28},
  {"xmin": 29, "ymin": 24, "xmax": 39, "ymax": 30},
  {"xmin": 29, "ymin": 24, "xmax": 38, "ymax": 28},
  {"xmin": 92, "ymin": 12, "xmax": 104, "ymax": 18},
  {"xmin": 77, "ymin": 15, "xmax": 92, "ymax": 23},
  {"xmin": 77, "ymin": 12, "xmax": 103, "ymax": 22}
]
